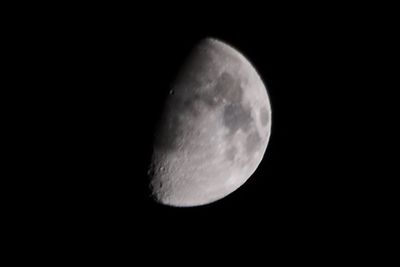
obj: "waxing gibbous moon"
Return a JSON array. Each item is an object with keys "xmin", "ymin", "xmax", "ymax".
[{"xmin": 148, "ymin": 38, "xmax": 272, "ymax": 207}]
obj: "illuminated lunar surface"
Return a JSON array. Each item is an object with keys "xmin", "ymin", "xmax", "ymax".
[{"xmin": 148, "ymin": 38, "xmax": 272, "ymax": 207}]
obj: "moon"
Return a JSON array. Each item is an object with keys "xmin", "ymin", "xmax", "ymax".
[{"xmin": 148, "ymin": 38, "xmax": 272, "ymax": 207}]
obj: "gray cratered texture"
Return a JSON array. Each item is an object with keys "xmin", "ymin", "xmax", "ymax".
[{"xmin": 149, "ymin": 38, "xmax": 272, "ymax": 207}]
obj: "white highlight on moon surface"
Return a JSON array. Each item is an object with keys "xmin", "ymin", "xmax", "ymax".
[{"xmin": 149, "ymin": 38, "xmax": 272, "ymax": 207}]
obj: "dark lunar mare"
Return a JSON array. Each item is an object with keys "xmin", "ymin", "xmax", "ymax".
[{"xmin": 154, "ymin": 70, "xmax": 262, "ymax": 157}]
